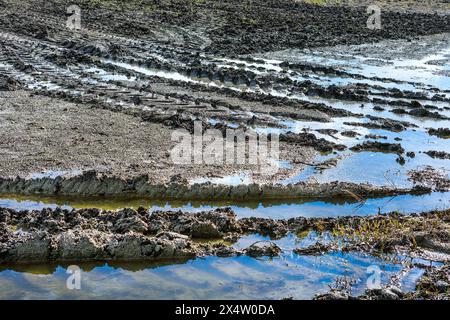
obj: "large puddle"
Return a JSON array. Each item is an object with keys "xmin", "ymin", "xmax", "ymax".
[{"xmin": 0, "ymin": 232, "xmax": 431, "ymax": 299}]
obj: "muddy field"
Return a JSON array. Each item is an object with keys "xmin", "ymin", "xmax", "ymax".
[{"xmin": 0, "ymin": 0, "xmax": 449, "ymax": 300}]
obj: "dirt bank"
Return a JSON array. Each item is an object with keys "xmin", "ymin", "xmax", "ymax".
[{"xmin": 2, "ymin": 206, "xmax": 450, "ymax": 263}]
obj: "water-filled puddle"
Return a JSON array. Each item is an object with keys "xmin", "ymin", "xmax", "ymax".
[
  {"xmin": 1, "ymin": 192, "xmax": 449, "ymax": 219},
  {"xmin": 190, "ymin": 173, "xmax": 253, "ymax": 186}
]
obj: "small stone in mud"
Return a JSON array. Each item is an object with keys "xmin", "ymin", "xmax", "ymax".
[{"xmin": 245, "ymin": 241, "xmax": 281, "ymax": 257}]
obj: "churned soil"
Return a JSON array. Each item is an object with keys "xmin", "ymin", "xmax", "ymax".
[{"xmin": 0, "ymin": 90, "xmax": 315, "ymax": 185}]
